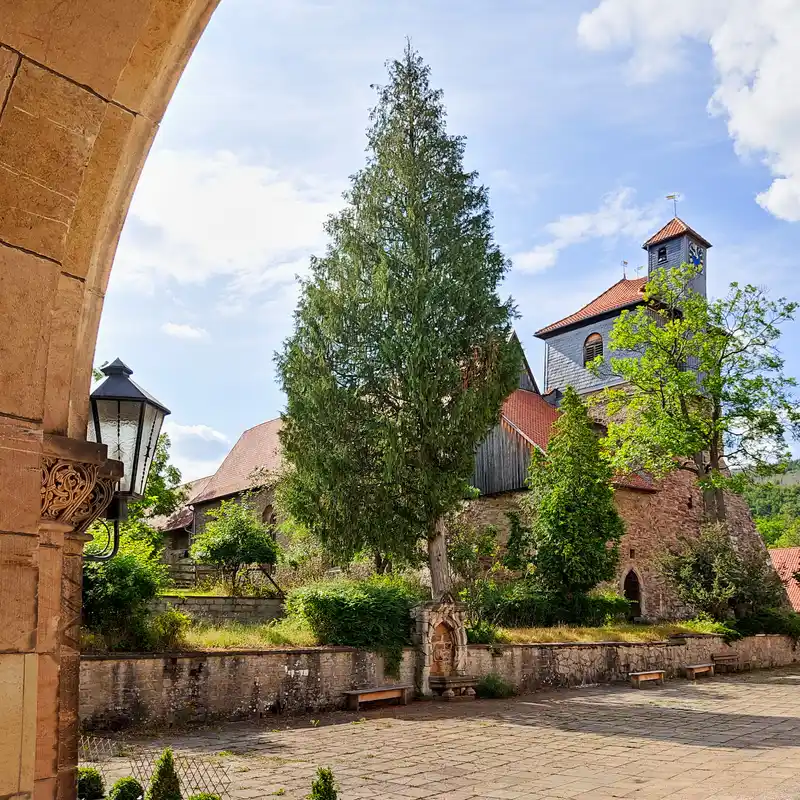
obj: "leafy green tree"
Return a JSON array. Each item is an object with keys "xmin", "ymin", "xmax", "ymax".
[
  {"xmin": 145, "ymin": 748, "xmax": 181, "ymax": 800},
  {"xmin": 599, "ymin": 263, "xmax": 800, "ymax": 522},
  {"xmin": 190, "ymin": 499, "xmax": 279, "ymax": 593},
  {"xmin": 277, "ymin": 44, "xmax": 519, "ymax": 598},
  {"xmin": 658, "ymin": 523, "xmax": 786, "ymax": 620},
  {"xmin": 522, "ymin": 386, "xmax": 624, "ymax": 597}
]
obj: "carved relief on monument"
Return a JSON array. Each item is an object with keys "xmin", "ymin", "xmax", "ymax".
[{"xmin": 430, "ymin": 622, "xmax": 456, "ymax": 677}]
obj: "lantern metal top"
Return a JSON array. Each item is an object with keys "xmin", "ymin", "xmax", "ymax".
[{"xmin": 92, "ymin": 358, "xmax": 171, "ymax": 415}]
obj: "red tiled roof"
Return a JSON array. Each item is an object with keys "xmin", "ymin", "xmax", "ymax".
[
  {"xmin": 501, "ymin": 389, "xmax": 657, "ymax": 492},
  {"xmin": 535, "ymin": 277, "xmax": 647, "ymax": 337},
  {"xmin": 642, "ymin": 217, "xmax": 712, "ymax": 249},
  {"xmin": 769, "ymin": 547, "xmax": 800, "ymax": 612},
  {"xmin": 151, "ymin": 475, "xmax": 212, "ymax": 532},
  {"xmin": 193, "ymin": 418, "xmax": 283, "ymax": 503},
  {"xmin": 501, "ymin": 388, "xmax": 560, "ymax": 450}
]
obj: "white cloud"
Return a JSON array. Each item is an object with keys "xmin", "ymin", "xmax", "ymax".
[
  {"xmin": 163, "ymin": 420, "xmax": 230, "ymax": 482},
  {"xmin": 513, "ymin": 188, "xmax": 659, "ymax": 273},
  {"xmin": 161, "ymin": 322, "xmax": 209, "ymax": 340},
  {"xmin": 115, "ymin": 149, "xmax": 344, "ymax": 303},
  {"xmin": 164, "ymin": 421, "xmax": 230, "ymax": 445},
  {"xmin": 578, "ymin": 0, "xmax": 800, "ymax": 221}
]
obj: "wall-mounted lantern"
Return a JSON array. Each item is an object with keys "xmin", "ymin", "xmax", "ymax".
[{"xmin": 86, "ymin": 358, "xmax": 170, "ymax": 559}]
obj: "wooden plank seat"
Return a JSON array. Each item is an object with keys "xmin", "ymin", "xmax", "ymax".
[
  {"xmin": 685, "ymin": 663, "xmax": 714, "ymax": 680},
  {"xmin": 629, "ymin": 669, "xmax": 665, "ymax": 688},
  {"xmin": 712, "ymin": 653, "xmax": 750, "ymax": 672},
  {"xmin": 343, "ymin": 684, "xmax": 413, "ymax": 712}
]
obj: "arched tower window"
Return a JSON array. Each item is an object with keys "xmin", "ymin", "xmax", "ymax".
[
  {"xmin": 624, "ymin": 570, "xmax": 642, "ymax": 620},
  {"xmin": 583, "ymin": 333, "xmax": 603, "ymax": 366}
]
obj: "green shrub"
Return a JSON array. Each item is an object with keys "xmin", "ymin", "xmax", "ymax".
[
  {"xmin": 149, "ymin": 609, "xmax": 191, "ymax": 650},
  {"xmin": 658, "ymin": 523, "xmax": 786, "ymax": 621},
  {"xmin": 470, "ymin": 579, "xmax": 629, "ymax": 628},
  {"xmin": 475, "ymin": 673, "xmax": 515, "ymax": 699},
  {"xmin": 287, "ymin": 575, "xmax": 423, "ymax": 656},
  {"xmin": 187, "ymin": 794, "xmax": 221, "ymax": 800},
  {"xmin": 145, "ymin": 747, "xmax": 181, "ymax": 800},
  {"xmin": 309, "ymin": 767, "xmax": 338, "ymax": 799},
  {"xmin": 466, "ymin": 619, "xmax": 502, "ymax": 644},
  {"xmin": 83, "ymin": 537, "xmax": 167, "ymax": 649},
  {"xmin": 77, "ymin": 767, "xmax": 105, "ymax": 800},
  {"xmin": 109, "ymin": 776, "xmax": 145, "ymax": 800},
  {"xmin": 733, "ymin": 609, "xmax": 800, "ymax": 640}
]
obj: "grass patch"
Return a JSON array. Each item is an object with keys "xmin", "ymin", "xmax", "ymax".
[
  {"xmin": 159, "ymin": 585, "xmax": 228, "ymax": 598},
  {"xmin": 499, "ymin": 619, "xmax": 731, "ymax": 644},
  {"xmin": 183, "ymin": 617, "xmax": 318, "ymax": 650}
]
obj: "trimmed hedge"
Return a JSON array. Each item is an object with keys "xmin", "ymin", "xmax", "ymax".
[
  {"xmin": 286, "ymin": 576, "xmax": 422, "ymax": 652},
  {"xmin": 108, "ymin": 777, "xmax": 145, "ymax": 800},
  {"xmin": 77, "ymin": 767, "xmax": 105, "ymax": 800}
]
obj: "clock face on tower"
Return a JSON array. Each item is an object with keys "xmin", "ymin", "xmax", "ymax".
[{"xmin": 688, "ymin": 242, "xmax": 705, "ymax": 268}]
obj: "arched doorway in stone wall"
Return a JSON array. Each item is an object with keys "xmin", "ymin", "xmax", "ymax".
[
  {"xmin": 623, "ymin": 569, "xmax": 643, "ymax": 620},
  {"xmin": 0, "ymin": 3, "xmax": 220, "ymax": 798}
]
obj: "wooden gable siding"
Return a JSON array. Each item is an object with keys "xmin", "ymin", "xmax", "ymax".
[{"xmin": 471, "ymin": 421, "xmax": 531, "ymax": 496}]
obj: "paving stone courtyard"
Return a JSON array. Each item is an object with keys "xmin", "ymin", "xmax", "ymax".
[{"xmin": 97, "ymin": 667, "xmax": 800, "ymax": 799}]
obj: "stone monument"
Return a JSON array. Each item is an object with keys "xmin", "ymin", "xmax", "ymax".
[{"xmin": 412, "ymin": 595, "xmax": 476, "ymax": 699}]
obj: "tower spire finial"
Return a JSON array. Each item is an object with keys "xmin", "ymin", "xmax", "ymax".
[{"xmin": 666, "ymin": 192, "xmax": 681, "ymax": 217}]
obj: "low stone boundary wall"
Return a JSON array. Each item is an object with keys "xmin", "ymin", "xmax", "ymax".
[
  {"xmin": 80, "ymin": 634, "xmax": 797, "ymax": 730},
  {"xmin": 150, "ymin": 595, "xmax": 283, "ymax": 624},
  {"xmin": 467, "ymin": 633, "xmax": 798, "ymax": 693},
  {"xmin": 80, "ymin": 648, "xmax": 415, "ymax": 730}
]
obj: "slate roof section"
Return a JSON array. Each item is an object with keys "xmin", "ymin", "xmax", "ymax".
[
  {"xmin": 769, "ymin": 547, "xmax": 800, "ymax": 612},
  {"xmin": 192, "ymin": 418, "xmax": 283, "ymax": 504},
  {"xmin": 642, "ymin": 217, "xmax": 712, "ymax": 249},
  {"xmin": 535, "ymin": 277, "xmax": 647, "ymax": 337},
  {"xmin": 500, "ymin": 388, "xmax": 657, "ymax": 493}
]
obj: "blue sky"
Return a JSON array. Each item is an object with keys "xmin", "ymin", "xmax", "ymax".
[{"xmin": 96, "ymin": 0, "xmax": 800, "ymax": 480}]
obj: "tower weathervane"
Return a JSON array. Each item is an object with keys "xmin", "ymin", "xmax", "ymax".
[
  {"xmin": 666, "ymin": 193, "xmax": 681, "ymax": 216},
  {"xmin": 621, "ymin": 260, "xmax": 628, "ymax": 279}
]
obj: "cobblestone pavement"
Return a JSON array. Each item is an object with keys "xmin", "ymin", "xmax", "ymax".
[{"xmin": 97, "ymin": 668, "xmax": 800, "ymax": 799}]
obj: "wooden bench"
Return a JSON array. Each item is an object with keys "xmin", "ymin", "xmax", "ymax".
[
  {"xmin": 685, "ymin": 663, "xmax": 714, "ymax": 680},
  {"xmin": 629, "ymin": 669, "xmax": 665, "ymax": 688},
  {"xmin": 343, "ymin": 684, "xmax": 413, "ymax": 712},
  {"xmin": 712, "ymin": 653, "xmax": 750, "ymax": 673}
]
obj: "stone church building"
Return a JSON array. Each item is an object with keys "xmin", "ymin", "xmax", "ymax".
[{"xmin": 467, "ymin": 217, "xmax": 768, "ymax": 620}]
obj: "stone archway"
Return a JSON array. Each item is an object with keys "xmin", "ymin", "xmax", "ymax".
[
  {"xmin": 0, "ymin": 3, "xmax": 220, "ymax": 798},
  {"xmin": 623, "ymin": 568, "xmax": 643, "ymax": 620}
]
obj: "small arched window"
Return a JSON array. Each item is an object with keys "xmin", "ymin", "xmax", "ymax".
[{"xmin": 583, "ymin": 333, "xmax": 603, "ymax": 366}]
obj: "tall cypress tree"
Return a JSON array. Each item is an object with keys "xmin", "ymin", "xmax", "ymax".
[
  {"xmin": 523, "ymin": 386, "xmax": 624, "ymax": 597},
  {"xmin": 277, "ymin": 44, "xmax": 519, "ymax": 597}
]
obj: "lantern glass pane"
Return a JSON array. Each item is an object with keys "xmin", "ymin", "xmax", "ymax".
[
  {"xmin": 134, "ymin": 402, "xmax": 165, "ymax": 497},
  {"xmin": 96, "ymin": 398, "xmax": 142, "ymax": 494}
]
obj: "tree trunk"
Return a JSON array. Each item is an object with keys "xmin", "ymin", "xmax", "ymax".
[{"xmin": 428, "ymin": 517, "xmax": 452, "ymax": 600}]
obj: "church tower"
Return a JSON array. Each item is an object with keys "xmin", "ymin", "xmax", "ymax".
[
  {"xmin": 642, "ymin": 217, "xmax": 712, "ymax": 299},
  {"xmin": 535, "ymin": 217, "xmax": 712, "ymax": 397}
]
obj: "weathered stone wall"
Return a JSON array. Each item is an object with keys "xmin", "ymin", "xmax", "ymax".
[
  {"xmin": 80, "ymin": 648, "xmax": 416, "ymax": 730},
  {"xmin": 466, "ymin": 469, "xmax": 771, "ymax": 620},
  {"xmin": 150, "ymin": 595, "xmax": 283, "ymax": 624},
  {"xmin": 467, "ymin": 634, "xmax": 798, "ymax": 692},
  {"xmin": 80, "ymin": 635, "xmax": 798, "ymax": 730}
]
